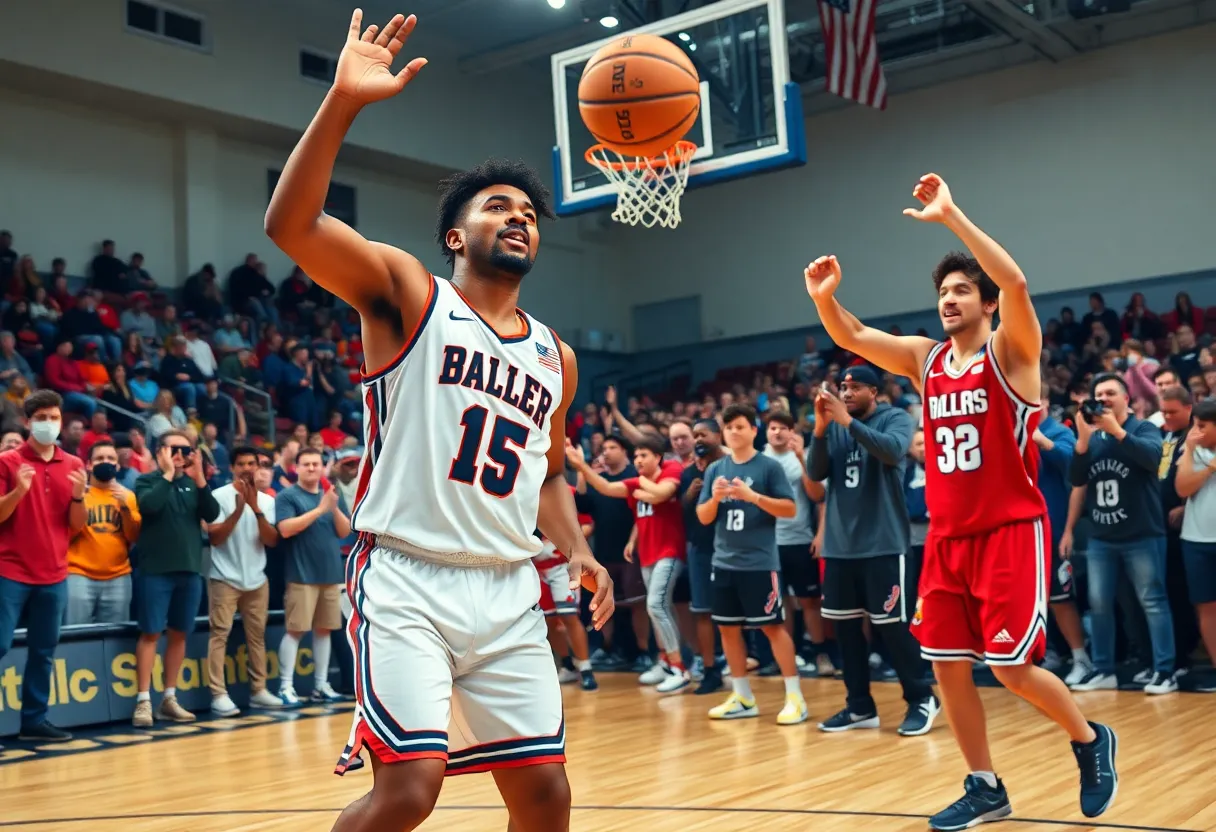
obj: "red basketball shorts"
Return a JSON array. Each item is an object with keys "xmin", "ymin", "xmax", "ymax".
[{"xmin": 911, "ymin": 516, "xmax": 1049, "ymax": 666}]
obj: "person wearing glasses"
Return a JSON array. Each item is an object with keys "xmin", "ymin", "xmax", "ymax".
[{"xmin": 131, "ymin": 429, "xmax": 220, "ymax": 727}]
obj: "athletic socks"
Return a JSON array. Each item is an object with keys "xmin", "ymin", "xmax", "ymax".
[
  {"xmin": 972, "ymin": 771, "xmax": 999, "ymax": 789},
  {"xmin": 576, "ymin": 659, "xmax": 592, "ymax": 672},
  {"xmin": 137, "ymin": 691, "xmax": 150, "ymax": 703},
  {"xmin": 1072, "ymin": 647, "xmax": 1093, "ymax": 666},
  {"xmin": 313, "ymin": 633, "xmax": 332, "ymax": 687},
  {"xmin": 732, "ymin": 677, "xmax": 754, "ymax": 700},
  {"xmin": 165, "ymin": 687, "xmax": 176, "ymax": 699},
  {"xmin": 783, "ymin": 676, "xmax": 803, "ymax": 697},
  {"xmin": 279, "ymin": 633, "xmax": 301, "ymax": 689}
]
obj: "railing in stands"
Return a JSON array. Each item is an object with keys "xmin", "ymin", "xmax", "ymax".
[
  {"xmin": 594, "ymin": 360, "xmax": 693, "ymax": 404},
  {"xmin": 95, "ymin": 398, "xmax": 148, "ymax": 431},
  {"xmin": 220, "ymin": 374, "xmax": 275, "ymax": 445}
]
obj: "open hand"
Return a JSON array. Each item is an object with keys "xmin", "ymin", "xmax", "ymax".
[
  {"xmin": 157, "ymin": 445, "xmax": 176, "ymax": 477},
  {"xmin": 564, "ymin": 438, "xmax": 586, "ymax": 469},
  {"xmin": 817, "ymin": 387, "xmax": 850, "ymax": 425},
  {"xmin": 605, "ymin": 385, "xmax": 618, "ymax": 409},
  {"xmin": 903, "ymin": 173, "xmax": 955, "ymax": 223},
  {"xmin": 804, "ymin": 255, "xmax": 841, "ymax": 303},
  {"xmin": 67, "ymin": 469, "xmax": 87, "ymax": 499},
  {"xmin": 333, "ymin": 10, "xmax": 427, "ymax": 105}
]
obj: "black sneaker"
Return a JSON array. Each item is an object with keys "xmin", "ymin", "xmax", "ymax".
[
  {"xmin": 630, "ymin": 654, "xmax": 654, "ymax": 674},
  {"xmin": 928, "ymin": 775, "xmax": 1012, "ymax": 831},
  {"xmin": 580, "ymin": 669, "xmax": 599, "ymax": 691},
  {"xmin": 817, "ymin": 707, "xmax": 879, "ymax": 732},
  {"xmin": 17, "ymin": 721, "xmax": 73, "ymax": 743},
  {"xmin": 693, "ymin": 667, "xmax": 724, "ymax": 695},
  {"xmin": 897, "ymin": 696, "xmax": 941, "ymax": 737},
  {"xmin": 1071, "ymin": 722, "xmax": 1118, "ymax": 818}
]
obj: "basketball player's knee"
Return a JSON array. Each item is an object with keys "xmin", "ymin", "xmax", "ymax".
[
  {"xmin": 989, "ymin": 662, "xmax": 1033, "ymax": 693},
  {"xmin": 512, "ymin": 766, "xmax": 572, "ymax": 814},
  {"xmin": 932, "ymin": 660, "xmax": 973, "ymax": 688},
  {"xmin": 368, "ymin": 775, "xmax": 441, "ymax": 829}
]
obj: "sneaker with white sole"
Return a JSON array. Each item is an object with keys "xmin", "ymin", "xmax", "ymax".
[
  {"xmin": 1070, "ymin": 671, "xmax": 1118, "ymax": 691},
  {"xmin": 311, "ymin": 682, "xmax": 345, "ymax": 703},
  {"xmin": 132, "ymin": 699, "xmax": 154, "ymax": 728},
  {"xmin": 157, "ymin": 695, "xmax": 195, "ymax": 723},
  {"xmin": 776, "ymin": 693, "xmax": 809, "ymax": 725},
  {"xmin": 690, "ymin": 656, "xmax": 705, "ymax": 682},
  {"xmin": 1143, "ymin": 671, "xmax": 1178, "ymax": 695},
  {"xmin": 708, "ymin": 692, "xmax": 758, "ymax": 720},
  {"xmin": 249, "ymin": 689, "xmax": 283, "ymax": 709},
  {"xmin": 279, "ymin": 685, "xmax": 302, "ymax": 707},
  {"xmin": 557, "ymin": 667, "xmax": 579, "ymax": 685},
  {"xmin": 211, "ymin": 694, "xmax": 240, "ymax": 717},
  {"xmin": 638, "ymin": 662, "xmax": 670, "ymax": 686},
  {"xmin": 1131, "ymin": 668, "xmax": 1153, "ymax": 685},
  {"xmin": 818, "ymin": 707, "xmax": 880, "ymax": 732},
  {"xmin": 656, "ymin": 669, "xmax": 691, "ymax": 694},
  {"xmin": 1064, "ymin": 659, "xmax": 1094, "ymax": 687},
  {"xmin": 897, "ymin": 696, "xmax": 941, "ymax": 737}
]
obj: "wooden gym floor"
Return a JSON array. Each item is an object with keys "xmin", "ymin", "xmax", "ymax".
[{"xmin": 2, "ymin": 675, "xmax": 1213, "ymax": 831}]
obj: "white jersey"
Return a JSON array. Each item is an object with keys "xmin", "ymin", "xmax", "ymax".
[{"xmin": 351, "ymin": 275, "xmax": 564, "ymax": 563}]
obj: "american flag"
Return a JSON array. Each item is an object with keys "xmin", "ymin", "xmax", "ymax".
[
  {"xmin": 818, "ymin": 0, "xmax": 888, "ymax": 110},
  {"xmin": 536, "ymin": 343, "xmax": 562, "ymax": 374}
]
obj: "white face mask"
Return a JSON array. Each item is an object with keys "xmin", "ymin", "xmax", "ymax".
[{"xmin": 30, "ymin": 419, "xmax": 61, "ymax": 445}]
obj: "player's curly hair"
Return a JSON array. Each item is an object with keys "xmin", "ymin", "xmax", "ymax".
[
  {"xmin": 932, "ymin": 251, "xmax": 1000, "ymax": 306},
  {"xmin": 435, "ymin": 159, "xmax": 556, "ymax": 269}
]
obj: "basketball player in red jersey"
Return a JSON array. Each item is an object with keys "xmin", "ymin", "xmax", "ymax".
[
  {"xmin": 266, "ymin": 10, "xmax": 613, "ymax": 832},
  {"xmin": 805, "ymin": 174, "xmax": 1117, "ymax": 830}
]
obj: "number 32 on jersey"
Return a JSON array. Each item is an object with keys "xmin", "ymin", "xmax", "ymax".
[{"xmin": 935, "ymin": 424, "xmax": 982, "ymax": 473}]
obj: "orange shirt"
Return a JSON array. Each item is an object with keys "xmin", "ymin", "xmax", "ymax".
[
  {"xmin": 78, "ymin": 359, "xmax": 111, "ymax": 388},
  {"xmin": 68, "ymin": 484, "xmax": 141, "ymax": 581}
]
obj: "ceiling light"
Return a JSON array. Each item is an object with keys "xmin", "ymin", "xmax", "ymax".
[
  {"xmin": 678, "ymin": 31, "xmax": 691, "ymax": 41},
  {"xmin": 599, "ymin": 14, "xmax": 619, "ymax": 27},
  {"xmin": 547, "ymin": 0, "xmax": 565, "ymax": 8}
]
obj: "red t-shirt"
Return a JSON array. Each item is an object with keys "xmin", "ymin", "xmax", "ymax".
[
  {"xmin": 625, "ymin": 460, "xmax": 686, "ymax": 567},
  {"xmin": 0, "ymin": 443, "xmax": 85, "ymax": 585}
]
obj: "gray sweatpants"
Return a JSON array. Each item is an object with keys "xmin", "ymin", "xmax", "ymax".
[{"xmin": 641, "ymin": 558, "xmax": 684, "ymax": 655}]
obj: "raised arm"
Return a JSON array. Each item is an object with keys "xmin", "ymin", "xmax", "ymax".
[
  {"xmin": 264, "ymin": 11, "xmax": 431, "ymax": 372},
  {"xmin": 804, "ymin": 256, "xmax": 936, "ymax": 382},
  {"xmin": 564, "ymin": 441, "xmax": 629, "ymax": 499},
  {"xmin": 904, "ymin": 174, "xmax": 1040, "ymax": 387}
]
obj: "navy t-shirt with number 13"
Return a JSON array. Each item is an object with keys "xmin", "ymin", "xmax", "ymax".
[{"xmin": 698, "ymin": 451, "xmax": 792, "ymax": 572}]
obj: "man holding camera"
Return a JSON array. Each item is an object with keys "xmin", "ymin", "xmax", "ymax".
[{"xmin": 1062, "ymin": 373, "xmax": 1176, "ymax": 694}]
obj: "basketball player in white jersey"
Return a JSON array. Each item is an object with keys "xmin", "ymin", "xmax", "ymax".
[{"xmin": 265, "ymin": 11, "xmax": 615, "ymax": 832}]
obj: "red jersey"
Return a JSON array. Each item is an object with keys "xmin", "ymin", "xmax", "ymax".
[
  {"xmin": 921, "ymin": 339, "xmax": 1046, "ymax": 537},
  {"xmin": 624, "ymin": 460, "xmax": 686, "ymax": 567}
]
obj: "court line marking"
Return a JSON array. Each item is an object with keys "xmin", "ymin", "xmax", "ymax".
[{"xmin": 0, "ymin": 805, "xmax": 1196, "ymax": 831}]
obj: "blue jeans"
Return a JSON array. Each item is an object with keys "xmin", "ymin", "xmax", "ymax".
[
  {"xmin": 1087, "ymin": 536, "xmax": 1175, "ymax": 675},
  {"xmin": 173, "ymin": 382, "xmax": 207, "ymax": 410},
  {"xmin": 0, "ymin": 577, "xmax": 68, "ymax": 728},
  {"xmin": 61, "ymin": 390, "xmax": 96, "ymax": 418},
  {"xmin": 65, "ymin": 574, "xmax": 133, "ymax": 625},
  {"xmin": 75, "ymin": 334, "xmax": 122, "ymax": 362}
]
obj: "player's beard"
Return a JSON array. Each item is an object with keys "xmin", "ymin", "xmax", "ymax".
[{"xmin": 486, "ymin": 238, "xmax": 534, "ymax": 277}]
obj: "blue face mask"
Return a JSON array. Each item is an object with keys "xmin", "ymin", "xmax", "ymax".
[{"xmin": 30, "ymin": 420, "xmax": 60, "ymax": 446}]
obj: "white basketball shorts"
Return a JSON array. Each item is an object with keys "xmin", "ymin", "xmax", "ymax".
[
  {"xmin": 336, "ymin": 537, "xmax": 565, "ymax": 776},
  {"xmin": 536, "ymin": 560, "xmax": 580, "ymax": 616}
]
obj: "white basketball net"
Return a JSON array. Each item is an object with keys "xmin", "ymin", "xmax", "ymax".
[{"xmin": 585, "ymin": 141, "xmax": 697, "ymax": 230}]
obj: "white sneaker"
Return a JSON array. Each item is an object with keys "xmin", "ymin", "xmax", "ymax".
[
  {"xmin": 690, "ymin": 657, "xmax": 705, "ymax": 682},
  {"xmin": 1144, "ymin": 671, "xmax": 1178, "ymax": 695},
  {"xmin": 638, "ymin": 662, "xmax": 670, "ymax": 686},
  {"xmin": 656, "ymin": 669, "xmax": 691, "ymax": 694},
  {"xmin": 279, "ymin": 684, "xmax": 302, "ymax": 707},
  {"xmin": 211, "ymin": 694, "xmax": 240, "ymax": 717},
  {"xmin": 249, "ymin": 689, "xmax": 283, "ymax": 709},
  {"xmin": 1070, "ymin": 671, "xmax": 1118, "ymax": 691},
  {"xmin": 1132, "ymin": 668, "xmax": 1153, "ymax": 685},
  {"xmin": 557, "ymin": 668, "xmax": 579, "ymax": 685},
  {"xmin": 1064, "ymin": 659, "xmax": 1094, "ymax": 687},
  {"xmin": 310, "ymin": 681, "xmax": 344, "ymax": 703}
]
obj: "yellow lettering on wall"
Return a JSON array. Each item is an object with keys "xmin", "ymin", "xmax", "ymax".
[
  {"xmin": 178, "ymin": 658, "xmax": 200, "ymax": 691},
  {"xmin": 296, "ymin": 647, "xmax": 314, "ymax": 676},
  {"xmin": 110, "ymin": 653, "xmax": 137, "ymax": 697},
  {"xmin": 69, "ymin": 669, "xmax": 98, "ymax": 703}
]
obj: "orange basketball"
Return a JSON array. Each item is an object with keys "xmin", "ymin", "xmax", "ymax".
[{"xmin": 578, "ymin": 33, "xmax": 700, "ymax": 159}]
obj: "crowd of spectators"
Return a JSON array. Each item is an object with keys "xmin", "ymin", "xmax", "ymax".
[{"xmin": 0, "ymin": 223, "xmax": 1213, "ymax": 745}]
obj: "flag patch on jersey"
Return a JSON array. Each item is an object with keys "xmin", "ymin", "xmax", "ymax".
[{"xmin": 536, "ymin": 343, "xmax": 562, "ymax": 373}]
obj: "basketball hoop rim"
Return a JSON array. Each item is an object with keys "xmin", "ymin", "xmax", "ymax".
[{"xmin": 584, "ymin": 140, "xmax": 698, "ymax": 172}]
